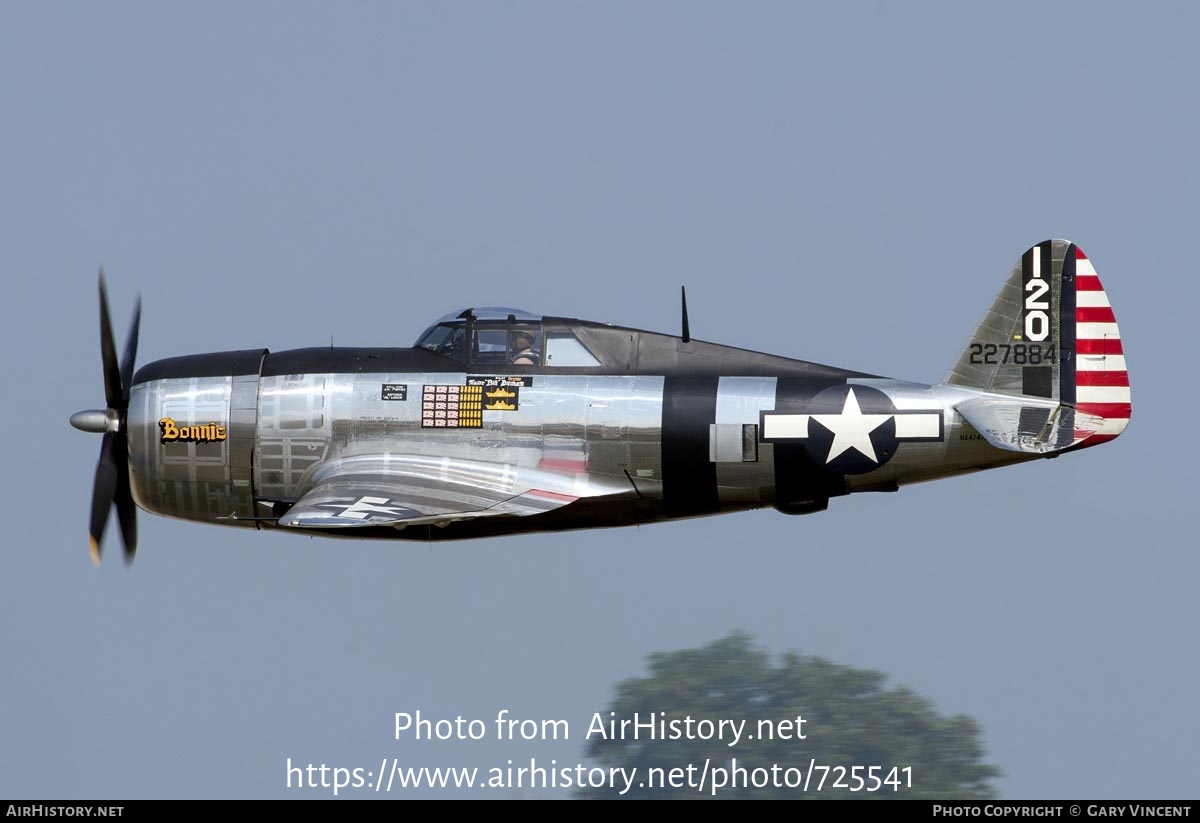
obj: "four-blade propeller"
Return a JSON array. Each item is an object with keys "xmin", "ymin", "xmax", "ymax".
[{"xmin": 70, "ymin": 271, "xmax": 141, "ymax": 565}]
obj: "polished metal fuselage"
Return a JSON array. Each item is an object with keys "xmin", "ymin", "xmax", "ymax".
[{"xmin": 126, "ymin": 356, "xmax": 1023, "ymax": 540}]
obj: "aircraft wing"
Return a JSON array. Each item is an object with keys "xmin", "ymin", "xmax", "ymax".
[{"xmin": 276, "ymin": 453, "xmax": 624, "ymax": 529}]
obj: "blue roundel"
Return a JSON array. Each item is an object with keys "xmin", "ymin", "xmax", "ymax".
[{"xmin": 802, "ymin": 384, "xmax": 900, "ymax": 475}]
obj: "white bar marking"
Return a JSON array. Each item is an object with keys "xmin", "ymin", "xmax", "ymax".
[
  {"xmin": 1077, "ymin": 355, "xmax": 1127, "ymax": 372},
  {"xmin": 1076, "ymin": 322, "xmax": 1121, "ymax": 340},
  {"xmin": 894, "ymin": 413, "xmax": 941, "ymax": 438},
  {"xmin": 1076, "ymin": 385, "xmax": 1132, "ymax": 404},
  {"xmin": 763, "ymin": 414, "xmax": 809, "ymax": 439},
  {"xmin": 1076, "ymin": 291, "xmax": 1112, "ymax": 308}
]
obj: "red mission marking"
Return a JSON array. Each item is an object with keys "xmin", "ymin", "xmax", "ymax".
[
  {"xmin": 1076, "ymin": 371, "xmax": 1130, "ymax": 387},
  {"xmin": 1076, "ymin": 306, "xmax": 1116, "ymax": 323},
  {"xmin": 1072, "ymin": 432, "xmax": 1120, "ymax": 446},
  {"xmin": 1076, "ymin": 402, "xmax": 1132, "ymax": 420},
  {"xmin": 1075, "ymin": 338, "xmax": 1124, "ymax": 355}
]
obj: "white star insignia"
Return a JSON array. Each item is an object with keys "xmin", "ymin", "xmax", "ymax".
[
  {"xmin": 760, "ymin": 387, "xmax": 943, "ymax": 473},
  {"xmin": 810, "ymin": 388, "xmax": 892, "ymax": 464}
]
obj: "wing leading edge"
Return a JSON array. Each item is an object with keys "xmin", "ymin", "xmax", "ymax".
[{"xmin": 276, "ymin": 454, "xmax": 627, "ymax": 529}]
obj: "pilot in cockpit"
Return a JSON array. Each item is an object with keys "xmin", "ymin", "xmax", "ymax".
[{"xmin": 508, "ymin": 328, "xmax": 539, "ymax": 365}]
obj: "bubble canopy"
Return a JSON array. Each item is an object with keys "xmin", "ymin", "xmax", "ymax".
[{"xmin": 414, "ymin": 307, "xmax": 545, "ymax": 363}]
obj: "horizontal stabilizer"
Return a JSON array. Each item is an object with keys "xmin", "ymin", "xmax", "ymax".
[{"xmin": 955, "ymin": 397, "xmax": 1105, "ymax": 454}]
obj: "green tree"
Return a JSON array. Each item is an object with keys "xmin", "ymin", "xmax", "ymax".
[{"xmin": 580, "ymin": 632, "xmax": 1000, "ymax": 799}]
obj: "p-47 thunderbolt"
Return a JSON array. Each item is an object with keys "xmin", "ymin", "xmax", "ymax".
[{"xmin": 72, "ymin": 239, "xmax": 1130, "ymax": 564}]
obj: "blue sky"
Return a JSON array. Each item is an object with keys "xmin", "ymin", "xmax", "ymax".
[{"xmin": 2, "ymin": 2, "xmax": 1195, "ymax": 799}]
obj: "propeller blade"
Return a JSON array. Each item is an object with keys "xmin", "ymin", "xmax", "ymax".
[
  {"xmin": 120, "ymin": 295, "xmax": 141, "ymax": 407},
  {"xmin": 98, "ymin": 270, "xmax": 124, "ymax": 412},
  {"xmin": 114, "ymin": 439, "xmax": 138, "ymax": 566},
  {"xmin": 89, "ymin": 433, "xmax": 118, "ymax": 564},
  {"xmin": 85, "ymin": 270, "xmax": 142, "ymax": 566}
]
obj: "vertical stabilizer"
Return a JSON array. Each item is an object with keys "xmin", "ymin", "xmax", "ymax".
[{"xmin": 945, "ymin": 240, "xmax": 1130, "ymax": 449}]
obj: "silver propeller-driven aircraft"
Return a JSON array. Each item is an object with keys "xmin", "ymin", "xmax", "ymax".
[{"xmin": 72, "ymin": 239, "xmax": 1130, "ymax": 564}]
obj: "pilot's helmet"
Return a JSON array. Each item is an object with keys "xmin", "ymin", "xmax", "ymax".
[{"xmin": 510, "ymin": 328, "xmax": 536, "ymax": 346}]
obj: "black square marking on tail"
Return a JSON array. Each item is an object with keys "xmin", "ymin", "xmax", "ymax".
[{"xmin": 1022, "ymin": 366, "xmax": 1053, "ymax": 398}]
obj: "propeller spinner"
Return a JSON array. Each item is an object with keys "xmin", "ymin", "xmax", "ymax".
[{"xmin": 70, "ymin": 271, "xmax": 141, "ymax": 565}]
